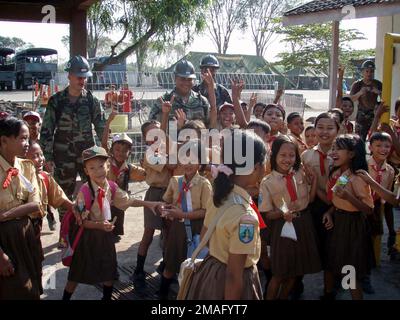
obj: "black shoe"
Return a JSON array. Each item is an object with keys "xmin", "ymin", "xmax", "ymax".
[
  {"xmin": 113, "ymin": 235, "xmax": 121, "ymax": 243},
  {"xmin": 131, "ymin": 271, "xmax": 146, "ymax": 289}
]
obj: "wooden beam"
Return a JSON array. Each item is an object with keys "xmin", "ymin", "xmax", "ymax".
[
  {"xmin": 0, "ymin": 3, "xmax": 71, "ymax": 23},
  {"xmin": 70, "ymin": 9, "xmax": 87, "ymax": 58},
  {"xmin": 329, "ymin": 21, "xmax": 340, "ymax": 110}
]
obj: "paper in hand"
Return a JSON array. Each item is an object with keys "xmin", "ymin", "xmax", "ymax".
[{"xmin": 281, "ymin": 221, "xmax": 297, "ymax": 241}]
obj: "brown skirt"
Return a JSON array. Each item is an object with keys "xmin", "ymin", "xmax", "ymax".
[
  {"xmin": 143, "ymin": 187, "xmax": 165, "ymax": 230},
  {"xmin": 164, "ymin": 218, "xmax": 203, "ymax": 274},
  {"xmin": 0, "ymin": 217, "xmax": 42, "ymax": 300},
  {"xmin": 326, "ymin": 209, "xmax": 372, "ymax": 279},
  {"xmin": 68, "ymin": 227, "xmax": 117, "ymax": 285},
  {"xmin": 269, "ymin": 209, "xmax": 321, "ymax": 277},
  {"xmin": 185, "ymin": 256, "xmax": 262, "ymax": 300}
]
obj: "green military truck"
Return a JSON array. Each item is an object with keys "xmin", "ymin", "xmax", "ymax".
[
  {"xmin": 0, "ymin": 48, "xmax": 15, "ymax": 91},
  {"xmin": 15, "ymin": 48, "xmax": 57, "ymax": 90}
]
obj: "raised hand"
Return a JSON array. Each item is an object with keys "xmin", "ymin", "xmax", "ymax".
[{"xmin": 159, "ymin": 95, "xmax": 175, "ymax": 114}]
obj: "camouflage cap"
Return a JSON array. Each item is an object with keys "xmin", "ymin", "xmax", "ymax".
[
  {"xmin": 112, "ymin": 132, "xmax": 133, "ymax": 147},
  {"xmin": 82, "ymin": 146, "xmax": 109, "ymax": 162}
]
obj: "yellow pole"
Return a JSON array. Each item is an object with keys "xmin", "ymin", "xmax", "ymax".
[{"xmin": 381, "ymin": 33, "xmax": 400, "ymax": 124}]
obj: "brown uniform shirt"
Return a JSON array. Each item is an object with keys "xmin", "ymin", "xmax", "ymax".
[
  {"xmin": 76, "ymin": 180, "xmax": 136, "ymax": 222},
  {"xmin": 163, "ymin": 173, "xmax": 212, "ymax": 234},
  {"xmin": 301, "ymin": 144, "xmax": 333, "ymax": 195},
  {"xmin": 204, "ymin": 185, "xmax": 261, "ymax": 268},
  {"xmin": 367, "ymin": 157, "xmax": 395, "ymax": 202},
  {"xmin": 107, "ymin": 158, "xmax": 146, "ymax": 186},
  {"xmin": 259, "ymin": 169, "xmax": 311, "ymax": 213},
  {"xmin": 288, "ymin": 133, "xmax": 307, "ymax": 155},
  {"xmin": 330, "ymin": 169, "xmax": 374, "ymax": 212},
  {"xmin": 142, "ymin": 149, "xmax": 171, "ymax": 188},
  {"xmin": 0, "ymin": 155, "xmax": 42, "ymax": 218},
  {"xmin": 37, "ymin": 172, "xmax": 69, "ymax": 213}
]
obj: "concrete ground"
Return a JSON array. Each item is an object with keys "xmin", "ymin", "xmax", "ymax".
[{"xmin": 40, "ymin": 179, "xmax": 400, "ymax": 300}]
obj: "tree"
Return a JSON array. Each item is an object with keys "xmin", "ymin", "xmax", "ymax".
[
  {"xmin": 0, "ymin": 36, "xmax": 32, "ymax": 50},
  {"xmin": 206, "ymin": 0, "xmax": 249, "ymax": 54},
  {"xmin": 276, "ymin": 22, "xmax": 366, "ymax": 76},
  {"xmin": 92, "ymin": 0, "xmax": 209, "ymax": 71},
  {"xmin": 247, "ymin": 0, "xmax": 283, "ymax": 57}
]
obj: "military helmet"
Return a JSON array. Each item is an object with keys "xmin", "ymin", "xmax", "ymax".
[
  {"xmin": 200, "ymin": 54, "xmax": 220, "ymax": 69},
  {"xmin": 65, "ymin": 55, "xmax": 93, "ymax": 77},
  {"xmin": 361, "ymin": 60, "xmax": 375, "ymax": 70},
  {"xmin": 174, "ymin": 59, "xmax": 196, "ymax": 79}
]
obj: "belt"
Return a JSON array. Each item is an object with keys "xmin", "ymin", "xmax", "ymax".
[{"xmin": 291, "ymin": 208, "xmax": 309, "ymax": 218}]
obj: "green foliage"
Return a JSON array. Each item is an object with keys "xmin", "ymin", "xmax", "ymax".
[
  {"xmin": 276, "ymin": 22, "xmax": 367, "ymax": 75},
  {"xmin": 0, "ymin": 36, "xmax": 32, "ymax": 50}
]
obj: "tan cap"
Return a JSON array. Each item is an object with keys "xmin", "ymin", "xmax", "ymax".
[
  {"xmin": 112, "ymin": 133, "xmax": 133, "ymax": 147},
  {"xmin": 219, "ymin": 102, "xmax": 234, "ymax": 112},
  {"xmin": 82, "ymin": 146, "xmax": 109, "ymax": 162}
]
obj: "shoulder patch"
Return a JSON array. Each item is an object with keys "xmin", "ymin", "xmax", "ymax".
[
  {"xmin": 233, "ymin": 194, "xmax": 243, "ymax": 205},
  {"xmin": 239, "ymin": 222, "xmax": 255, "ymax": 244}
]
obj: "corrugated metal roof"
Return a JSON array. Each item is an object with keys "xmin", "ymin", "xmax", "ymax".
[{"xmin": 284, "ymin": 0, "xmax": 397, "ymax": 16}]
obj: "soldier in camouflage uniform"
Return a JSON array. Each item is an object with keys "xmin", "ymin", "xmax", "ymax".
[
  {"xmin": 350, "ymin": 60, "xmax": 382, "ymax": 141},
  {"xmin": 149, "ymin": 60, "xmax": 210, "ymax": 124},
  {"xmin": 39, "ymin": 55, "xmax": 106, "ymax": 226},
  {"xmin": 192, "ymin": 54, "xmax": 232, "ymax": 108}
]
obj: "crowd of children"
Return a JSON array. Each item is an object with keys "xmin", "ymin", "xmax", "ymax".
[{"xmin": 1, "ymin": 68, "xmax": 400, "ymax": 301}]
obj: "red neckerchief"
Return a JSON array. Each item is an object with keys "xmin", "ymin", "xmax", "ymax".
[
  {"xmin": 371, "ymin": 164, "xmax": 386, "ymax": 201},
  {"xmin": 249, "ymin": 199, "xmax": 266, "ymax": 229},
  {"xmin": 327, "ymin": 172, "xmax": 341, "ymax": 201},
  {"xmin": 284, "ymin": 171, "xmax": 298, "ymax": 202},
  {"xmin": 317, "ymin": 149, "xmax": 327, "ymax": 176},
  {"xmin": 97, "ymin": 187, "xmax": 105, "ymax": 214},
  {"xmin": 177, "ymin": 181, "xmax": 191, "ymax": 205},
  {"xmin": 2, "ymin": 167, "xmax": 19, "ymax": 189},
  {"xmin": 344, "ymin": 120, "xmax": 353, "ymax": 134}
]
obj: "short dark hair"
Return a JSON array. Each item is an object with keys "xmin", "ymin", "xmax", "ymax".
[
  {"xmin": 247, "ymin": 119, "xmax": 271, "ymax": 134},
  {"xmin": 304, "ymin": 125, "xmax": 315, "ymax": 133},
  {"xmin": 270, "ymin": 135, "xmax": 301, "ymax": 172},
  {"xmin": 0, "ymin": 116, "xmax": 26, "ymax": 139},
  {"xmin": 330, "ymin": 108, "xmax": 344, "ymax": 124},
  {"xmin": 342, "ymin": 97, "xmax": 354, "ymax": 109},
  {"xmin": 370, "ymin": 132, "xmax": 392, "ymax": 145},
  {"xmin": 314, "ymin": 112, "xmax": 340, "ymax": 131},
  {"xmin": 395, "ymin": 99, "xmax": 400, "ymax": 113},
  {"xmin": 140, "ymin": 120, "xmax": 160, "ymax": 136},
  {"xmin": 262, "ymin": 103, "xmax": 286, "ymax": 121},
  {"xmin": 287, "ymin": 112, "xmax": 302, "ymax": 124}
]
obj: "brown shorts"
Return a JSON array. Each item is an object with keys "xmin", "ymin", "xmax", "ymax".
[{"xmin": 143, "ymin": 186, "xmax": 166, "ymax": 230}]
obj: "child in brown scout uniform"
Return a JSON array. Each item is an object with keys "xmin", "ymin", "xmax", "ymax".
[
  {"xmin": 132, "ymin": 120, "xmax": 173, "ymax": 287},
  {"xmin": 324, "ymin": 135, "xmax": 374, "ymax": 300},
  {"xmin": 105, "ymin": 132, "xmax": 146, "ymax": 240},
  {"xmin": 0, "ymin": 117, "xmax": 44, "ymax": 300},
  {"xmin": 62, "ymin": 146, "xmax": 161, "ymax": 300},
  {"xmin": 304, "ymin": 126, "xmax": 317, "ymax": 149},
  {"xmin": 184, "ymin": 130, "xmax": 267, "ymax": 300},
  {"xmin": 262, "ymin": 104, "xmax": 285, "ymax": 148},
  {"xmin": 26, "ymin": 141, "xmax": 73, "ymax": 278},
  {"xmin": 287, "ymin": 112, "xmax": 307, "ymax": 155},
  {"xmin": 300, "ymin": 112, "xmax": 338, "ymax": 298},
  {"xmin": 157, "ymin": 139, "xmax": 212, "ymax": 299},
  {"xmin": 260, "ymin": 136, "xmax": 320, "ymax": 300}
]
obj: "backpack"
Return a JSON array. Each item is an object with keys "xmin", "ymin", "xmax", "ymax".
[{"xmin": 60, "ymin": 180, "xmax": 118, "ymax": 267}]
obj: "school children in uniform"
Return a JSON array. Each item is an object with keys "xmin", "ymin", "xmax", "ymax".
[
  {"xmin": 340, "ymin": 97, "xmax": 355, "ymax": 134},
  {"xmin": 106, "ymin": 133, "xmax": 146, "ymax": 240},
  {"xmin": 301, "ymin": 112, "xmax": 338, "ymax": 298},
  {"xmin": 184, "ymin": 131, "xmax": 267, "ymax": 300},
  {"xmin": 287, "ymin": 112, "xmax": 307, "ymax": 155},
  {"xmin": 132, "ymin": 120, "xmax": 173, "ymax": 287},
  {"xmin": 157, "ymin": 139, "xmax": 212, "ymax": 299},
  {"xmin": 62, "ymin": 146, "xmax": 161, "ymax": 300},
  {"xmin": 0, "ymin": 117, "xmax": 44, "ymax": 300},
  {"xmin": 262, "ymin": 104, "xmax": 286, "ymax": 147},
  {"xmin": 26, "ymin": 141, "xmax": 73, "ymax": 279},
  {"xmin": 304, "ymin": 126, "xmax": 317, "ymax": 149},
  {"xmin": 359, "ymin": 132, "xmax": 394, "ymax": 294},
  {"xmin": 325, "ymin": 135, "xmax": 374, "ymax": 300},
  {"xmin": 260, "ymin": 136, "xmax": 320, "ymax": 300}
]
